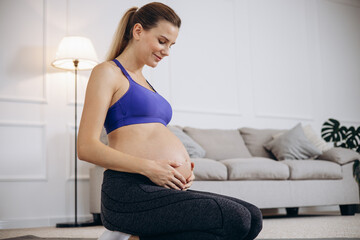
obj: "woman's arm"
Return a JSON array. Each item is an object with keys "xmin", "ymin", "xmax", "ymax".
[
  {"xmin": 77, "ymin": 63, "xmax": 186, "ymax": 189},
  {"xmin": 77, "ymin": 62, "xmax": 140, "ymax": 171}
]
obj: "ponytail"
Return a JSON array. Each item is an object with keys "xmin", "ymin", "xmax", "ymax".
[
  {"xmin": 106, "ymin": 2, "xmax": 181, "ymax": 61},
  {"xmin": 106, "ymin": 7, "xmax": 138, "ymax": 61}
]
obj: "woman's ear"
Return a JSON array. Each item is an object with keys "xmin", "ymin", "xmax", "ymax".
[{"xmin": 132, "ymin": 23, "xmax": 143, "ymax": 40}]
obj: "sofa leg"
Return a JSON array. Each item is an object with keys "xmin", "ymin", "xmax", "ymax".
[
  {"xmin": 286, "ymin": 207, "xmax": 299, "ymax": 216},
  {"xmin": 92, "ymin": 213, "xmax": 103, "ymax": 225},
  {"xmin": 340, "ymin": 204, "xmax": 356, "ymax": 216},
  {"xmin": 356, "ymin": 204, "xmax": 360, "ymax": 213}
]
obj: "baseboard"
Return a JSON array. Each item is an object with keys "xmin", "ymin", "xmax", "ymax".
[{"xmin": 0, "ymin": 214, "xmax": 93, "ymax": 229}]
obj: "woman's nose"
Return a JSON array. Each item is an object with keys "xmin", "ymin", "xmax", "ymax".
[{"xmin": 161, "ymin": 47, "xmax": 170, "ymax": 57}]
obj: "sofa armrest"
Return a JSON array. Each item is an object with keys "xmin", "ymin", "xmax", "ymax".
[
  {"xmin": 317, "ymin": 147, "xmax": 360, "ymax": 165},
  {"xmin": 89, "ymin": 165, "xmax": 105, "ymax": 214}
]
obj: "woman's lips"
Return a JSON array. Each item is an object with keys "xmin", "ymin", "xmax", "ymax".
[{"xmin": 154, "ymin": 54, "xmax": 162, "ymax": 61}]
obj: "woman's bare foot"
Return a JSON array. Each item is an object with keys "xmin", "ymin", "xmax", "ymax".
[{"xmin": 129, "ymin": 236, "xmax": 139, "ymax": 240}]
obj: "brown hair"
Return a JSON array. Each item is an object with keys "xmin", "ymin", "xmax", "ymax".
[{"xmin": 106, "ymin": 2, "xmax": 181, "ymax": 61}]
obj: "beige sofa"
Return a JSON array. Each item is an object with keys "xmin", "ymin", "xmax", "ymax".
[{"xmin": 88, "ymin": 124, "xmax": 360, "ymax": 224}]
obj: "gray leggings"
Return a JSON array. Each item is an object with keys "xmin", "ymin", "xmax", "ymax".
[{"xmin": 101, "ymin": 170, "xmax": 263, "ymax": 240}]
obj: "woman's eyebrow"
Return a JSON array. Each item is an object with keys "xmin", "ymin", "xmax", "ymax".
[{"xmin": 160, "ymin": 35, "xmax": 176, "ymax": 45}]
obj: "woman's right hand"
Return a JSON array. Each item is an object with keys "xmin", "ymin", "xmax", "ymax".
[{"xmin": 143, "ymin": 160, "xmax": 187, "ymax": 190}]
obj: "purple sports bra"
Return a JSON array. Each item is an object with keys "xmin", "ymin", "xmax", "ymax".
[{"xmin": 103, "ymin": 59, "xmax": 173, "ymax": 134}]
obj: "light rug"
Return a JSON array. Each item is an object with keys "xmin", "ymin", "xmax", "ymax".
[{"xmin": 2, "ymin": 236, "xmax": 360, "ymax": 240}]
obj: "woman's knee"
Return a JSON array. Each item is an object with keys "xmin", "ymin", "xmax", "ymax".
[
  {"xmin": 219, "ymin": 200, "xmax": 252, "ymax": 239},
  {"xmin": 244, "ymin": 204, "xmax": 263, "ymax": 239},
  {"xmin": 235, "ymin": 207, "xmax": 252, "ymax": 238},
  {"xmin": 228, "ymin": 205, "xmax": 263, "ymax": 240},
  {"xmin": 247, "ymin": 203, "xmax": 263, "ymax": 230}
]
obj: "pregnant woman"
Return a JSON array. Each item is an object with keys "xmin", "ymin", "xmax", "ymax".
[{"xmin": 78, "ymin": 2, "xmax": 262, "ymax": 240}]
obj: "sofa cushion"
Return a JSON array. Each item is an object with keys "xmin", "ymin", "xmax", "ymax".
[
  {"xmin": 264, "ymin": 123, "xmax": 322, "ymax": 160},
  {"xmin": 220, "ymin": 157, "xmax": 290, "ymax": 180},
  {"xmin": 239, "ymin": 127, "xmax": 285, "ymax": 159},
  {"xmin": 281, "ymin": 159, "xmax": 342, "ymax": 180},
  {"xmin": 183, "ymin": 127, "xmax": 252, "ymax": 160},
  {"xmin": 191, "ymin": 158, "xmax": 228, "ymax": 180},
  {"xmin": 317, "ymin": 147, "xmax": 360, "ymax": 165},
  {"xmin": 168, "ymin": 125, "xmax": 206, "ymax": 158}
]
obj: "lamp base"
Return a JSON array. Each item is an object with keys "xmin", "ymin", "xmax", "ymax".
[{"xmin": 56, "ymin": 220, "xmax": 101, "ymax": 228}]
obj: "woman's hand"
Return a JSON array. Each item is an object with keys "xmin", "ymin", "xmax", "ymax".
[
  {"xmin": 183, "ymin": 162, "xmax": 195, "ymax": 191},
  {"xmin": 144, "ymin": 160, "xmax": 187, "ymax": 190}
]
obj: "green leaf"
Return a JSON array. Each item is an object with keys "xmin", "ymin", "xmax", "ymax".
[
  {"xmin": 341, "ymin": 126, "xmax": 360, "ymax": 150},
  {"xmin": 353, "ymin": 160, "xmax": 360, "ymax": 185},
  {"xmin": 321, "ymin": 118, "xmax": 342, "ymax": 142}
]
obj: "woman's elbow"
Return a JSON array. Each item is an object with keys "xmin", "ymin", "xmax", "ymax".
[
  {"xmin": 77, "ymin": 144, "xmax": 86, "ymax": 161},
  {"xmin": 77, "ymin": 139, "xmax": 91, "ymax": 161}
]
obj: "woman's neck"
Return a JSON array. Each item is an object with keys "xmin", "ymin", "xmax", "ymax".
[{"xmin": 116, "ymin": 44, "xmax": 144, "ymax": 75}]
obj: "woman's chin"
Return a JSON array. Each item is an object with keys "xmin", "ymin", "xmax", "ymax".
[{"xmin": 146, "ymin": 61, "xmax": 158, "ymax": 68}]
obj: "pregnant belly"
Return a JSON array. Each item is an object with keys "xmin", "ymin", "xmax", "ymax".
[
  {"xmin": 109, "ymin": 124, "xmax": 192, "ymax": 180},
  {"xmin": 158, "ymin": 156, "xmax": 192, "ymax": 180},
  {"xmin": 175, "ymin": 160, "xmax": 192, "ymax": 180}
]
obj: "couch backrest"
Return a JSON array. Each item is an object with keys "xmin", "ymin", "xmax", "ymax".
[
  {"xmin": 183, "ymin": 127, "xmax": 252, "ymax": 160},
  {"xmin": 239, "ymin": 127, "xmax": 285, "ymax": 159}
]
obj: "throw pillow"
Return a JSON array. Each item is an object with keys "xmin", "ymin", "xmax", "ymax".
[
  {"xmin": 168, "ymin": 125, "xmax": 206, "ymax": 158},
  {"xmin": 302, "ymin": 125, "xmax": 333, "ymax": 152},
  {"xmin": 239, "ymin": 127, "xmax": 285, "ymax": 159},
  {"xmin": 317, "ymin": 147, "xmax": 360, "ymax": 165},
  {"xmin": 264, "ymin": 123, "xmax": 322, "ymax": 160},
  {"xmin": 183, "ymin": 127, "xmax": 252, "ymax": 160},
  {"xmin": 272, "ymin": 124, "xmax": 332, "ymax": 152}
]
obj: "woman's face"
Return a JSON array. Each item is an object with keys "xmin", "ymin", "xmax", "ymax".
[{"xmin": 135, "ymin": 20, "xmax": 179, "ymax": 68}]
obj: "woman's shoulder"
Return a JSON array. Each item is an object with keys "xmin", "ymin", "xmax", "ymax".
[
  {"xmin": 89, "ymin": 61, "xmax": 124, "ymax": 88},
  {"xmin": 92, "ymin": 61, "xmax": 118, "ymax": 77}
]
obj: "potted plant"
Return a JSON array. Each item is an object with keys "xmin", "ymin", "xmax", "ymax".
[{"xmin": 321, "ymin": 118, "xmax": 360, "ymax": 212}]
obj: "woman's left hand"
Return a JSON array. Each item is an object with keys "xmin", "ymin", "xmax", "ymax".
[{"xmin": 183, "ymin": 162, "xmax": 195, "ymax": 191}]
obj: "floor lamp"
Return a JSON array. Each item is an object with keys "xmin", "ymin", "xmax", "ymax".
[{"xmin": 52, "ymin": 36, "xmax": 98, "ymax": 227}]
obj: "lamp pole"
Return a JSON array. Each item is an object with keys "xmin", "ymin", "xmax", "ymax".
[
  {"xmin": 74, "ymin": 59, "xmax": 79, "ymax": 225},
  {"xmin": 52, "ymin": 36, "xmax": 99, "ymax": 228},
  {"xmin": 57, "ymin": 59, "xmax": 96, "ymax": 227}
]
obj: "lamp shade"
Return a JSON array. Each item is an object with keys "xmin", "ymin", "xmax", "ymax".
[{"xmin": 52, "ymin": 36, "xmax": 98, "ymax": 70}]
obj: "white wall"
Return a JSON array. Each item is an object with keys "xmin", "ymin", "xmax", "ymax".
[{"xmin": 0, "ymin": 0, "xmax": 359, "ymax": 228}]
